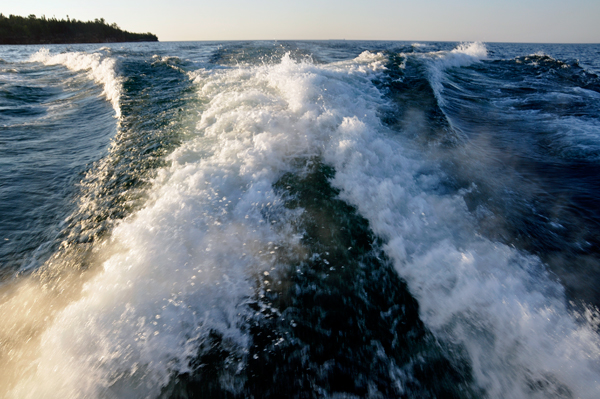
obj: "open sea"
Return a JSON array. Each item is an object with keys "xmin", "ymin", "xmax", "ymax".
[{"xmin": 1, "ymin": 40, "xmax": 600, "ymax": 398}]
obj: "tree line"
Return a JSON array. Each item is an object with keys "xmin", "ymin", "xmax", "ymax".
[{"xmin": 0, "ymin": 14, "xmax": 158, "ymax": 44}]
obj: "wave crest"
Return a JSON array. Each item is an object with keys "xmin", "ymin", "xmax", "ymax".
[{"xmin": 30, "ymin": 48, "xmax": 122, "ymax": 118}]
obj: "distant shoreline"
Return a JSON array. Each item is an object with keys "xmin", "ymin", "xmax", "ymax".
[{"xmin": 0, "ymin": 14, "xmax": 158, "ymax": 45}]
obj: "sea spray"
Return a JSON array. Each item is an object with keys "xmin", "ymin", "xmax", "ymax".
[
  {"xmin": 323, "ymin": 45, "xmax": 600, "ymax": 398},
  {"xmin": 30, "ymin": 48, "xmax": 123, "ymax": 117},
  {"xmin": 1, "ymin": 41, "xmax": 600, "ymax": 398}
]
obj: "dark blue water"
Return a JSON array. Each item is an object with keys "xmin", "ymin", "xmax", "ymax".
[{"xmin": 1, "ymin": 41, "xmax": 599, "ymax": 398}]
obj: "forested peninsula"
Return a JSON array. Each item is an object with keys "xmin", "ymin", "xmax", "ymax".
[{"xmin": 0, "ymin": 14, "xmax": 158, "ymax": 44}]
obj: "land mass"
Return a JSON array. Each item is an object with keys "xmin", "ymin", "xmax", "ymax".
[{"xmin": 0, "ymin": 14, "xmax": 158, "ymax": 44}]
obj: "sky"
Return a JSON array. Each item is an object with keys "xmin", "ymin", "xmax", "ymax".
[{"xmin": 2, "ymin": 0, "xmax": 599, "ymax": 43}]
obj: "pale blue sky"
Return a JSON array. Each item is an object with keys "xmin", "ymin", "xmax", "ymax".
[{"xmin": 2, "ymin": 0, "xmax": 599, "ymax": 43}]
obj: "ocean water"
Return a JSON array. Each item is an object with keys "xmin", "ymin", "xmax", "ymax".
[{"xmin": 1, "ymin": 40, "xmax": 600, "ymax": 398}]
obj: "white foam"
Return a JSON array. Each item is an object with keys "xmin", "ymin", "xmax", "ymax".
[
  {"xmin": 419, "ymin": 42, "xmax": 487, "ymax": 106},
  {"xmin": 4, "ymin": 49, "xmax": 600, "ymax": 398},
  {"xmin": 322, "ymin": 91, "xmax": 600, "ymax": 398},
  {"xmin": 30, "ymin": 48, "xmax": 122, "ymax": 118},
  {"xmin": 4, "ymin": 52, "xmax": 387, "ymax": 398}
]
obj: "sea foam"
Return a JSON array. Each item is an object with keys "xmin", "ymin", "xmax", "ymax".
[
  {"xmin": 420, "ymin": 41, "xmax": 488, "ymax": 107},
  {"xmin": 30, "ymin": 49, "xmax": 122, "ymax": 118},
  {"xmin": 4, "ymin": 48, "xmax": 600, "ymax": 399}
]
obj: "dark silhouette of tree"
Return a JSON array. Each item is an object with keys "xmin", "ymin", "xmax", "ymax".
[{"xmin": 0, "ymin": 14, "xmax": 158, "ymax": 44}]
